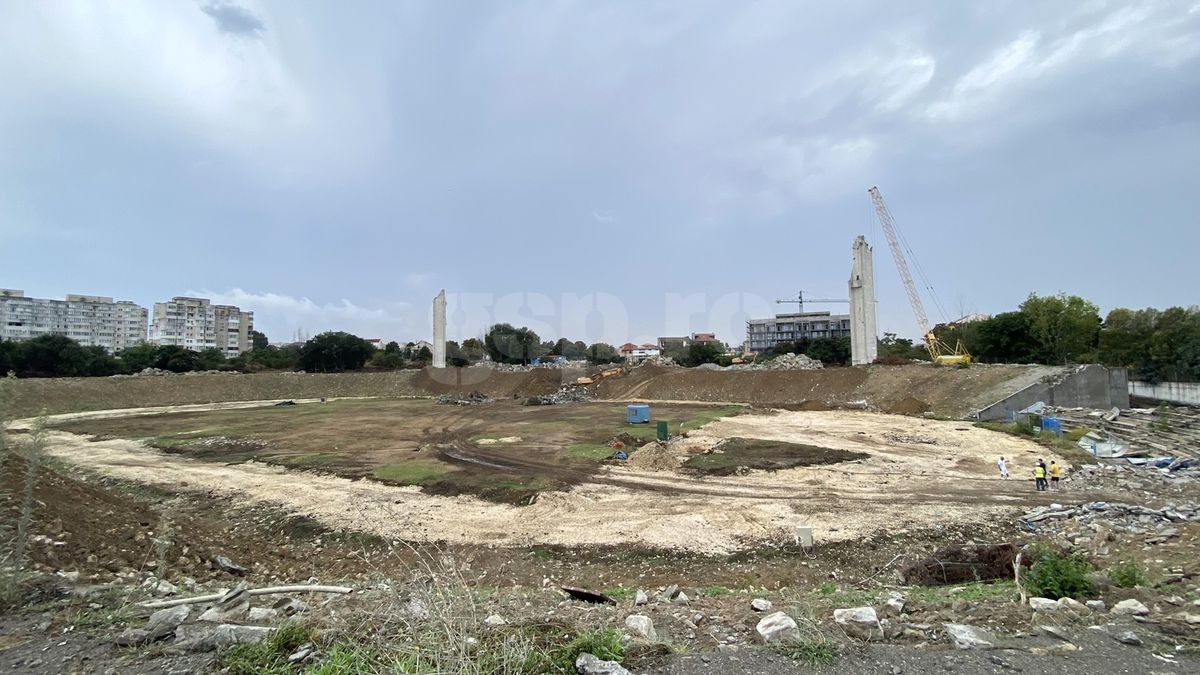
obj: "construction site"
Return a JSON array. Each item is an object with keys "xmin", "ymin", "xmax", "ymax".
[{"xmin": 2, "ymin": 193, "xmax": 1198, "ymax": 675}]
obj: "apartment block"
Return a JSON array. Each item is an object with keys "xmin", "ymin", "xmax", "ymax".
[
  {"xmin": 746, "ymin": 311, "xmax": 852, "ymax": 353},
  {"xmin": 0, "ymin": 288, "xmax": 148, "ymax": 352},
  {"xmin": 150, "ymin": 297, "xmax": 253, "ymax": 358}
]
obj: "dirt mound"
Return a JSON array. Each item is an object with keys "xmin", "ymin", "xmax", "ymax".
[
  {"xmin": 410, "ymin": 367, "xmax": 562, "ymax": 399},
  {"xmin": 886, "ymin": 397, "xmax": 932, "ymax": 416},
  {"xmin": 682, "ymin": 438, "xmax": 868, "ymax": 475},
  {"xmin": 626, "ymin": 442, "xmax": 680, "ymax": 471}
]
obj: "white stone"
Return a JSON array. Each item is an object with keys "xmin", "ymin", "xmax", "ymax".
[
  {"xmin": 246, "ymin": 607, "xmax": 278, "ymax": 622},
  {"xmin": 624, "ymin": 614, "xmax": 656, "ymax": 641},
  {"xmin": 755, "ymin": 611, "xmax": 801, "ymax": 643},
  {"xmin": 1086, "ymin": 600, "xmax": 1107, "ymax": 612},
  {"xmin": 484, "ymin": 614, "xmax": 507, "ymax": 627},
  {"xmin": 1029, "ymin": 597, "xmax": 1059, "ymax": 612},
  {"xmin": 943, "ymin": 623, "xmax": 996, "ymax": 650},
  {"xmin": 575, "ymin": 652, "xmax": 631, "ymax": 675},
  {"xmin": 1112, "ymin": 599, "xmax": 1150, "ymax": 616},
  {"xmin": 886, "ymin": 591, "xmax": 906, "ymax": 614},
  {"xmin": 750, "ymin": 598, "xmax": 773, "ymax": 612},
  {"xmin": 633, "ymin": 590, "xmax": 649, "ymax": 606},
  {"xmin": 834, "ymin": 606, "xmax": 882, "ymax": 641},
  {"xmin": 1057, "ymin": 597, "xmax": 1089, "ymax": 613}
]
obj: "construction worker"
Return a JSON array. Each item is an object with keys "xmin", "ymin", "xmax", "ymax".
[
  {"xmin": 1050, "ymin": 461, "xmax": 1062, "ymax": 489},
  {"xmin": 997, "ymin": 456, "xmax": 1009, "ymax": 479},
  {"xmin": 1033, "ymin": 461, "xmax": 1047, "ymax": 491}
]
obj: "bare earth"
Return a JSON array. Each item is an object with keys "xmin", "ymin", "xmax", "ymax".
[{"xmin": 18, "ymin": 400, "xmax": 1074, "ymax": 555}]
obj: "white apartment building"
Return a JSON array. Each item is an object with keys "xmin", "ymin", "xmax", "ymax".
[
  {"xmin": 0, "ymin": 288, "xmax": 148, "ymax": 352},
  {"xmin": 150, "ymin": 297, "xmax": 253, "ymax": 358}
]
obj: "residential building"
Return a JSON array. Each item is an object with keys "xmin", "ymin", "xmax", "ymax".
[
  {"xmin": 656, "ymin": 333, "xmax": 720, "ymax": 351},
  {"xmin": 619, "ymin": 342, "xmax": 661, "ymax": 361},
  {"xmin": 746, "ymin": 311, "xmax": 852, "ymax": 354},
  {"xmin": 150, "ymin": 297, "xmax": 253, "ymax": 358},
  {"xmin": 0, "ymin": 288, "xmax": 147, "ymax": 352}
]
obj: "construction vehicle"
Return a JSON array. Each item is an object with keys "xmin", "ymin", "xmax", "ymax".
[{"xmin": 868, "ymin": 186, "xmax": 972, "ymax": 365}]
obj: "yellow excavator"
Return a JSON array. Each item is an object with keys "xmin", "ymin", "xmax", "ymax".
[{"xmin": 869, "ymin": 186, "xmax": 972, "ymax": 365}]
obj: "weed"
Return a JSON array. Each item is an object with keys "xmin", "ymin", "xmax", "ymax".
[
  {"xmin": 221, "ymin": 621, "xmax": 314, "ymax": 675},
  {"xmin": 371, "ymin": 460, "xmax": 453, "ymax": 485},
  {"xmin": 1152, "ymin": 402, "xmax": 1172, "ymax": 432},
  {"xmin": 1108, "ymin": 560, "xmax": 1148, "ymax": 588},
  {"xmin": 307, "ymin": 645, "xmax": 378, "ymax": 674},
  {"xmin": 701, "ymin": 585, "xmax": 735, "ymax": 598},
  {"xmin": 772, "ymin": 636, "xmax": 837, "ymax": 667},
  {"xmin": 1021, "ymin": 545, "xmax": 1094, "ymax": 600},
  {"xmin": 553, "ymin": 628, "xmax": 623, "ymax": 672},
  {"xmin": 153, "ymin": 509, "xmax": 173, "ymax": 583},
  {"xmin": 601, "ymin": 586, "xmax": 638, "ymax": 601}
]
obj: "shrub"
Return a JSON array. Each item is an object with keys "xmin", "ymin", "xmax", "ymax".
[
  {"xmin": 1108, "ymin": 561, "xmax": 1148, "ymax": 588},
  {"xmin": 553, "ymin": 628, "xmax": 623, "ymax": 672},
  {"xmin": 1021, "ymin": 546, "xmax": 1094, "ymax": 600}
]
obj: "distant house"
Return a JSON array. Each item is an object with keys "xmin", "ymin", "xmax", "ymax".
[
  {"xmin": 657, "ymin": 333, "xmax": 720, "ymax": 351},
  {"xmin": 365, "ymin": 338, "xmax": 384, "ymax": 350},
  {"xmin": 410, "ymin": 340, "xmax": 434, "ymax": 353},
  {"xmin": 621, "ymin": 342, "xmax": 661, "ymax": 362}
]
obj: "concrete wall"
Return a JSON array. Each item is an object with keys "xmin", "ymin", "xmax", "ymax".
[
  {"xmin": 1129, "ymin": 380, "xmax": 1200, "ymax": 406},
  {"xmin": 973, "ymin": 365, "xmax": 1130, "ymax": 421}
]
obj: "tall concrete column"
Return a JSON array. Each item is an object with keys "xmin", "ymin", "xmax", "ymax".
[
  {"xmin": 432, "ymin": 289, "xmax": 446, "ymax": 368},
  {"xmin": 849, "ymin": 235, "xmax": 878, "ymax": 366}
]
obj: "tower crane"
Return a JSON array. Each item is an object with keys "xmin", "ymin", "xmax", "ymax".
[
  {"xmin": 868, "ymin": 186, "xmax": 971, "ymax": 365},
  {"xmin": 775, "ymin": 290, "xmax": 849, "ymax": 314}
]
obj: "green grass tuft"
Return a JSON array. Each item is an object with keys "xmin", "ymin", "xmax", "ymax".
[
  {"xmin": 221, "ymin": 621, "xmax": 314, "ymax": 675},
  {"xmin": 1108, "ymin": 560, "xmax": 1148, "ymax": 589},
  {"xmin": 371, "ymin": 460, "xmax": 452, "ymax": 485}
]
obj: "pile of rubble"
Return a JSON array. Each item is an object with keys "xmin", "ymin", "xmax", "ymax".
[
  {"xmin": 637, "ymin": 356, "xmax": 678, "ymax": 368},
  {"xmin": 521, "ymin": 385, "xmax": 593, "ymax": 406},
  {"xmin": 724, "ymin": 353, "xmax": 824, "ymax": 371},
  {"xmin": 1020, "ymin": 500, "xmax": 1200, "ymax": 552},
  {"xmin": 435, "ymin": 391, "xmax": 492, "ymax": 405}
]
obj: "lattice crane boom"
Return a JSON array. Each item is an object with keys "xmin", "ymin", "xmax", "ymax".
[{"xmin": 868, "ymin": 186, "xmax": 929, "ymax": 336}]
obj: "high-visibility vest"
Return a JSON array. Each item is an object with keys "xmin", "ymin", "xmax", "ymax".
[{"xmin": 1034, "ymin": 466, "xmax": 1045, "ymax": 478}]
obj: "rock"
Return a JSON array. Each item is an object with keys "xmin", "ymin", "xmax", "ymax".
[
  {"xmin": 755, "ymin": 611, "xmax": 801, "ymax": 643},
  {"xmin": 115, "ymin": 605, "xmax": 190, "ymax": 646},
  {"xmin": 171, "ymin": 624, "xmax": 275, "ymax": 653},
  {"xmin": 943, "ymin": 623, "xmax": 996, "ymax": 650},
  {"xmin": 1112, "ymin": 599, "xmax": 1150, "ymax": 616},
  {"xmin": 1115, "ymin": 630, "xmax": 1142, "ymax": 646},
  {"xmin": 58, "ymin": 570, "xmax": 80, "ymax": 583},
  {"xmin": 1039, "ymin": 625, "xmax": 1073, "ymax": 642},
  {"xmin": 886, "ymin": 591, "xmax": 906, "ymax": 614},
  {"xmin": 750, "ymin": 598, "xmax": 773, "ymax": 612},
  {"xmin": 834, "ymin": 606, "xmax": 882, "ymax": 641},
  {"xmin": 213, "ymin": 555, "xmax": 248, "ymax": 577},
  {"xmin": 272, "ymin": 597, "xmax": 309, "ymax": 616},
  {"xmin": 247, "ymin": 607, "xmax": 278, "ymax": 622},
  {"xmin": 288, "ymin": 644, "xmax": 314, "ymax": 664},
  {"xmin": 1029, "ymin": 597, "xmax": 1059, "ymax": 612},
  {"xmin": 660, "ymin": 585, "xmax": 680, "ymax": 602},
  {"xmin": 671, "ymin": 591, "xmax": 690, "ymax": 605},
  {"xmin": 634, "ymin": 590, "xmax": 649, "ymax": 606},
  {"xmin": 624, "ymin": 614, "xmax": 656, "ymax": 641},
  {"xmin": 575, "ymin": 652, "xmax": 632, "ymax": 675},
  {"xmin": 484, "ymin": 614, "xmax": 507, "ymax": 627},
  {"xmin": 1181, "ymin": 613, "xmax": 1200, "ymax": 625},
  {"xmin": 1057, "ymin": 597, "xmax": 1089, "ymax": 613},
  {"xmin": 1086, "ymin": 600, "xmax": 1106, "ymax": 612}
]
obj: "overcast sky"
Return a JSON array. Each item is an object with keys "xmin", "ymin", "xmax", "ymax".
[{"xmin": 2, "ymin": 1, "xmax": 1197, "ymax": 346}]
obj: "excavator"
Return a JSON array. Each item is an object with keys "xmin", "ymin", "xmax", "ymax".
[{"xmin": 869, "ymin": 186, "xmax": 972, "ymax": 365}]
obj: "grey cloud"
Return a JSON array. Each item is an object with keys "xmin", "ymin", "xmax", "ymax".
[{"xmin": 201, "ymin": 2, "xmax": 266, "ymax": 37}]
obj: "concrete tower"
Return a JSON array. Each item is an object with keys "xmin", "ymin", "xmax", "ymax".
[
  {"xmin": 849, "ymin": 235, "xmax": 878, "ymax": 366},
  {"xmin": 432, "ymin": 290, "xmax": 447, "ymax": 368}
]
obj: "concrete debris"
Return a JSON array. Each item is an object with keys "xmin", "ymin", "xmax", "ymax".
[
  {"xmin": 884, "ymin": 433, "xmax": 938, "ymax": 445},
  {"xmin": 624, "ymin": 614, "xmax": 656, "ymax": 641},
  {"xmin": 575, "ymin": 652, "xmax": 632, "ymax": 675},
  {"xmin": 723, "ymin": 353, "xmax": 824, "ymax": 371},
  {"xmin": 272, "ymin": 597, "xmax": 308, "ymax": 616},
  {"xmin": 214, "ymin": 554, "xmax": 248, "ymax": 577},
  {"xmin": 436, "ymin": 391, "xmax": 492, "ymax": 405},
  {"xmin": 1115, "ymin": 630, "xmax": 1143, "ymax": 646},
  {"xmin": 885, "ymin": 592, "xmax": 906, "ymax": 614},
  {"xmin": 1086, "ymin": 600, "xmax": 1107, "ymax": 612},
  {"xmin": 834, "ymin": 606, "xmax": 884, "ymax": 641},
  {"xmin": 1029, "ymin": 597, "xmax": 1059, "ymax": 612},
  {"xmin": 171, "ymin": 623, "xmax": 275, "ymax": 653},
  {"xmin": 755, "ymin": 611, "xmax": 801, "ymax": 643},
  {"xmin": 523, "ymin": 386, "xmax": 593, "ymax": 406},
  {"xmin": 1112, "ymin": 599, "xmax": 1150, "ymax": 616},
  {"xmin": 750, "ymin": 598, "xmax": 773, "ymax": 612},
  {"xmin": 1058, "ymin": 597, "xmax": 1089, "ymax": 613},
  {"xmin": 115, "ymin": 605, "xmax": 190, "ymax": 646},
  {"xmin": 247, "ymin": 607, "xmax": 278, "ymax": 622},
  {"xmin": 484, "ymin": 614, "xmax": 508, "ymax": 627},
  {"xmin": 943, "ymin": 623, "xmax": 996, "ymax": 650},
  {"xmin": 634, "ymin": 590, "xmax": 649, "ymax": 606}
]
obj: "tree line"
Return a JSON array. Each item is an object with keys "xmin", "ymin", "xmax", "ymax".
[{"xmin": 933, "ymin": 293, "xmax": 1200, "ymax": 382}]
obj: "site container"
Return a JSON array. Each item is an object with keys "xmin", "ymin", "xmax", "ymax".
[{"xmin": 626, "ymin": 404, "xmax": 650, "ymax": 424}]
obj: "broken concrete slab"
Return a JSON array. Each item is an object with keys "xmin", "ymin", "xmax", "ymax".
[{"xmin": 756, "ymin": 611, "xmax": 801, "ymax": 643}]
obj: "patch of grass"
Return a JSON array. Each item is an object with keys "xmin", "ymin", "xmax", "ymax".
[
  {"xmin": 565, "ymin": 443, "xmax": 616, "ymax": 460},
  {"xmin": 1022, "ymin": 545, "xmax": 1094, "ymax": 600},
  {"xmin": 65, "ymin": 603, "xmax": 136, "ymax": 631},
  {"xmin": 371, "ymin": 460, "xmax": 453, "ymax": 485},
  {"xmin": 602, "ymin": 586, "xmax": 638, "ymax": 600},
  {"xmin": 701, "ymin": 585, "xmax": 736, "ymax": 598},
  {"xmin": 221, "ymin": 621, "xmax": 314, "ymax": 675},
  {"xmin": 285, "ymin": 453, "xmax": 339, "ymax": 467},
  {"xmin": 772, "ymin": 636, "xmax": 837, "ymax": 667},
  {"xmin": 1108, "ymin": 560, "xmax": 1148, "ymax": 589},
  {"xmin": 680, "ymin": 406, "xmax": 744, "ymax": 433},
  {"xmin": 904, "ymin": 580, "xmax": 1018, "ymax": 604},
  {"xmin": 307, "ymin": 645, "xmax": 378, "ymax": 674},
  {"xmin": 553, "ymin": 628, "xmax": 623, "ymax": 672}
]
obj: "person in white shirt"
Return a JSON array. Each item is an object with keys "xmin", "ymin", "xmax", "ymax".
[{"xmin": 997, "ymin": 456, "xmax": 1009, "ymax": 479}]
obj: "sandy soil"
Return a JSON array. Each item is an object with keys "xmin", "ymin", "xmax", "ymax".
[{"xmin": 16, "ymin": 400, "xmax": 1085, "ymax": 555}]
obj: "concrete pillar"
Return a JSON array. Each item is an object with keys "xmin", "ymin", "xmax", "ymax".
[
  {"xmin": 849, "ymin": 235, "xmax": 877, "ymax": 366},
  {"xmin": 432, "ymin": 289, "xmax": 446, "ymax": 368}
]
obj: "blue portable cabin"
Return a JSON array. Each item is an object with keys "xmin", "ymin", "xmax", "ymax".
[{"xmin": 626, "ymin": 404, "xmax": 651, "ymax": 424}]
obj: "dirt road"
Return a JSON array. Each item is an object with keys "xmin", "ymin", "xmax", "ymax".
[{"xmin": 25, "ymin": 401, "xmax": 1083, "ymax": 554}]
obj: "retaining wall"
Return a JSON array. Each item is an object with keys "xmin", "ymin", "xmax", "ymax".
[
  {"xmin": 973, "ymin": 365, "xmax": 1130, "ymax": 421},
  {"xmin": 1128, "ymin": 380, "xmax": 1200, "ymax": 406}
]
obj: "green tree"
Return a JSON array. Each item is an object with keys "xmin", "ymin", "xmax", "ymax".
[
  {"xmin": 550, "ymin": 338, "xmax": 588, "ymax": 359},
  {"xmin": 682, "ymin": 341, "xmax": 724, "ymax": 366},
  {"xmin": 1020, "ymin": 293, "xmax": 1101, "ymax": 364},
  {"xmin": 804, "ymin": 337, "xmax": 852, "ymax": 365},
  {"xmin": 0, "ymin": 340, "xmax": 16, "ymax": 375},
  {"xmin": 153, "ymin": 345, "xmax": 200, "ymax": 373},
  {"xmin": 876, "ymin": 333, "xmax": 926, "ymax": 362},
  {"xmin": 384, "ymin": 341, "xmax": 401, "ymax": 354},
  {"xmin": 81, "ymin": 346, "xmax": 120, "ymax": 376},
  {"xmin": 14, "ymin": 334, "xmax": 89, "ymax": 377},
  {"xmin": 413, "ymin": 346, "xmax": 433, "ymax": 364},
  {"xmin": 118, "ymin": 342, "xmax": 160, "ymax": 373},
  {"xmin": 973, "ymin": 312, "xmax": 1034, "ymax": 363},
  {"xmin": 586, "ymin": 342, "xmax": 622, "ymax": 364},
  {"xmin": 195, "ymin": 348, "xmax": 227, "ymax": 371},
  {"xmin": 299, "ymin": 332, "xmax": 376, "ymax": 372},
  {"xmin": 485, "ymin": 324, "xmax": 542, "ymax": 364},
  {"xmin": 249, "ymin": 330, "xmax": 270, "ymax": 351},
  {"xmin": 460, "ymin": 338, "xmax": 486, "ymax": 362}
]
